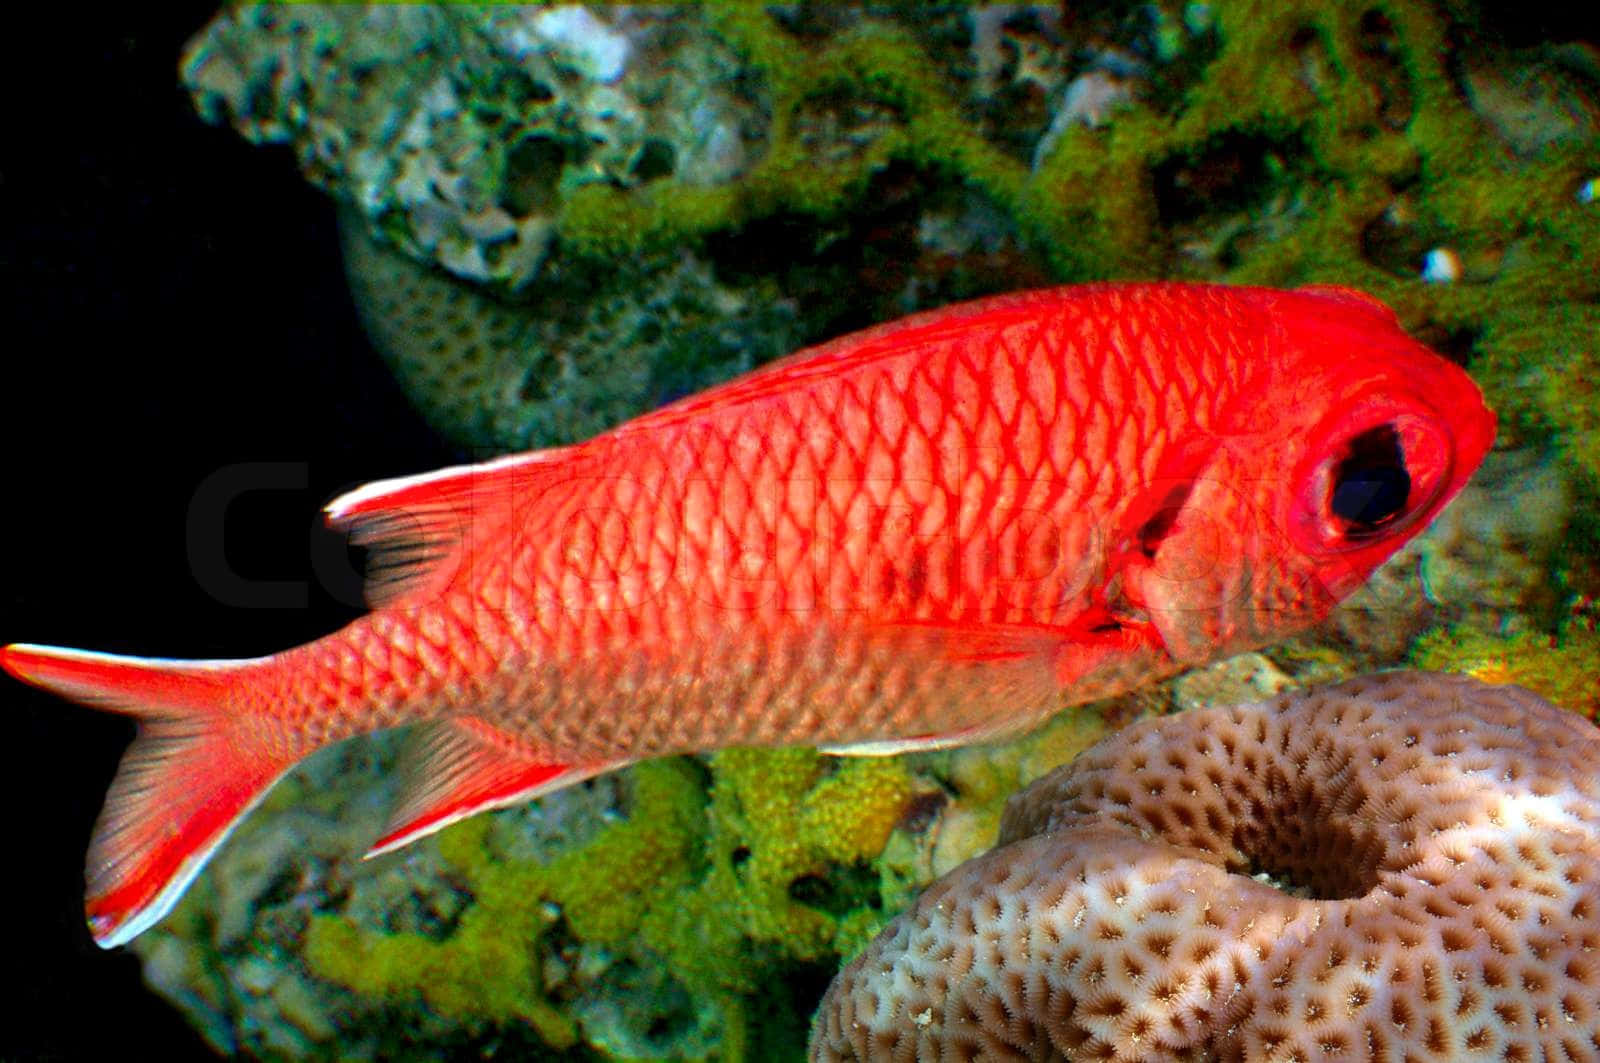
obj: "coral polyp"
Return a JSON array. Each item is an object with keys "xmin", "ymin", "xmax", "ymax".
[{"xmin": 813, "ymin": 673, "xmax": 1600, "ymax": 1061}]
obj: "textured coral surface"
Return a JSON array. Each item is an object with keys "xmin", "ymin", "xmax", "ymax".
[
  {"xmin": 184, "ymin": 3, "xmax": 1600, "ymax": 463},
  {"xmin": 139, "ymin": 3, "xmax": 1600, "ymax": 1057},
  {"xmin": 812, "ymin": 673, "xmax": 1600, "ymax": 1061}
]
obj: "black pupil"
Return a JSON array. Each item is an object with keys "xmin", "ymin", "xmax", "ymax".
[{"xmin": 1330, "ymin": 425, "xmax": 1410, "ymax": 537}]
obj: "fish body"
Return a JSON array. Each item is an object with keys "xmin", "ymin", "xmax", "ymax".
[{"xmin": 2, "ymin": 282, "xmax": 1494, "ymax": 947}]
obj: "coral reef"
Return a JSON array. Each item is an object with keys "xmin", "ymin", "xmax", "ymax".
[
  {"xmin": 1411, "ymin": 621, "xmax": 1600, "ymax": 720},
  {"xmin": 812, "ymin": 672, "xmax": 1600, "ymax": 1061},
  {"xmin": 338, "ymin": 209, "xmax": 801, "ymax": 450},
  {"xmin": 139, "ymin": 3, "xmax": 1600, "ymax": 1058},
  {"xmin": 130, "ymin": 732, "xmax": 413, "ymax": 1057},
  {"xmin": 186, "ymin": 4, "xmax": 1598, "ymax": 465},
  {"xmin": 185, "ymin": 7, "xmax": 764, "ymax": 292},
  {"xmin": 301, "ymin": 758, "xmax": 708, "ymax": 1053},
  {"xmin": 132, "ymin": 737, "xmax": 925, "ymax": 1057},
  {"xmin": 301, "ymin": 747, "xmax": 916, "ymax": 1036}
]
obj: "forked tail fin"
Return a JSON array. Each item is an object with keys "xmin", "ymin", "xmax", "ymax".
[{"xmin": 1, "ymin": 643, "xmax": 291, "ymax": 948}]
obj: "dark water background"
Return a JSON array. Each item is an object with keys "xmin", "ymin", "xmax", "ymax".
[{"xmin": 2, "ymin": 4, "xmax": 452, "ymax": 1057}]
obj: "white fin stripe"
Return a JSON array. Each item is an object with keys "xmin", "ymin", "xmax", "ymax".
[
  {"xmin": 94, "ymin": 766, "xmax": 293, "ymax": 949},
  {"xmin": 6, "ymin": 643, "xmax": 270, "ymax": 671},
  {"xmin": 819, "ymin": 726, "xmax": 992, "ymax": 757},
  {"xmin": 362, "ymin": 762, "xmax": 624, "ymax": 860},
  {"xmin": 325, "ymin": 449, "xmax": 569, "ymax": 521}
]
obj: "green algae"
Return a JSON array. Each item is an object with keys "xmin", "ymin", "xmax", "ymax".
[
  {"xmin": 507, "ymin": 4, "xmax": 1600, "ymax": 465},
  {"xmin": 1410, "ymin": 616, "xmax": 1600, "ymax": 722},
  {"xmin": 302, "ymin": 751, "xmax": 911, "ymax": 1055},
  {"xmin": 188, "ymin": 3, "xmax": 1600, "ymax": 458},
  {"xmin": 554, "ymin": 18, "xmax": 1024, "ymax": 263},
  {"xmin": 647, "ymin": 749, "xmax": 911, "ymax": 988},
  {"xmin": 304, "ymin": 759, "xmax": 701, "ymax": 1047},
  {"xmin": 175, "ymin": 4, "xmax": 1600, "ymax": 1056},
  {"xmin": 543, "ymin": 0, "xmax": 1593, "ymax": 293},
  {"xmin": 1476, "ymin": 304, "xmax": 1600, "ymax": 481},
  {"xmin": 206, "ymin": 3, "xmax": 1598, "ymax": 459}
]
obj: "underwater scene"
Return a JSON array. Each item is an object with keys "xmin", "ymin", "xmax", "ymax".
[{"xmin": 4, "ymin": 2, "xmax": 1599, "ymax": 1060}]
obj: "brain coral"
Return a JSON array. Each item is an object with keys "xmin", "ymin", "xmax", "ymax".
[{"xmin": 811, "ymin": 672, "xmax": 1600, "ymax": 1062}]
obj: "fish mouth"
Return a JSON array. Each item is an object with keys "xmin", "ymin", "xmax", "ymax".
[
  {"xmin": 1119, "ymin": 555, "xmax": 1247, "ymax": 667},
  {"xmin": 1142, "ymin": 593, "xmax": 1218, "ymax": 666}
]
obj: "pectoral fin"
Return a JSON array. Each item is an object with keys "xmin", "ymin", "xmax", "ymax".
[
  {"xmin": 865, "ymin": 619, "xmax": 1069, "ymax": 665},
  {"xmin": 819, "ymin": 724, "xmax": 993, "ymax": 757}
]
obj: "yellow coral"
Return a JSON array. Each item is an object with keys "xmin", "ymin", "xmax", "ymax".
[
  {"xmin": 304, "ymin": 881, "xmax": 576, "ymax": 1048},
  {"xmin": 303, "ymin": 758, "xmax": 705, "ymax": 1046},
  {"xmin": 930, "ymin": 704, "xmax": 1113, "ymax": 876},
  {"xmin": 302, "ymin": 749, "xmax": 914, "ymax": 1050},
  {"xmin": 636, "ymin": 748, "xmax": 912, "ymax": 996},
  {"xmin": 1410, "ymin": 624, "xmax": 1600, "ymax": 720}
]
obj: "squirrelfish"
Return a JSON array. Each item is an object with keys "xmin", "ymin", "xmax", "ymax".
[{"xmin": 3, "ymin": 282, "xmax": 1494, "ymax": 947}]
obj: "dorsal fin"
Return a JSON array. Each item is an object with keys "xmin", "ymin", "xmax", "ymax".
[
  {"xmin": 365, "ymin": 717, "xmax": 618, "ymax": 858},
  {"xmin": 1293, "ymin": 284, "xmax": 1399, "ymax": 325},
  {"xmin": 608, "ymin": 294, "xmax": 1056, "ymax": 438},
  {"xmin": 324, "ymin": 448, "xmax": 577, "ymax": 608}
]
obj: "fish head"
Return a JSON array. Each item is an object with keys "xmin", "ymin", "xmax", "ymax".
[{"xmin": 1118, "ymin": 285, "xmax": 1496, "ymax": 664}]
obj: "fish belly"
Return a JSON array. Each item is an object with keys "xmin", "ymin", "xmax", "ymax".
[{"xmin": 474, "ymin": 619, "xmax": 1069, "ymax": 762}]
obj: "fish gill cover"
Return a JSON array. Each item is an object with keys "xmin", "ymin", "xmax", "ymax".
[{"xmin": 25, "ymin": 2, "xmax": 1600, "ymax": 1060}]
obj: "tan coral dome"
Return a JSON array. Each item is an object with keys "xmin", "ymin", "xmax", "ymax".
[{"xmin": 810, "ymin": 672, "xmax": 1600, "ymax": 1061}]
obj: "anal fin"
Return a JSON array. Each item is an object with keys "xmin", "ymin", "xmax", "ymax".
[{"xmin": 366, "ymin": 717, "xmax": 618, "ymax": 858}]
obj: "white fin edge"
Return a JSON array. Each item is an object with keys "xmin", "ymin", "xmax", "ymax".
[
  {"xmin": 324, "ymin": 449, "xmax": 569, "ymax": 523},
  {"xmin": 819, "ymin": 730, "xmax": 987, "ymax": 757},
  {"xmin": 361, "ymin": 761, "xmax": 627, "ymax": 860},
  {"xmin": 94, "ymin": 766, "xmax": 292, "ymax": 949},
  {"xmin": 6, "ymin": 643, "xmax": 270, "ymax": 673}
]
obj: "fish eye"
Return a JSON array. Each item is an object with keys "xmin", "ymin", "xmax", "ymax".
[
  {"xmin": 1291, "ymin": 409, "xmax": 1453, "ymax": 556},
  {"xmin": 1329, "ymin": 425, "xmax": 1410, "ymax": 539}
]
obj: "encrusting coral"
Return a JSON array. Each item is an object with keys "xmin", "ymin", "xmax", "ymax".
[
  {"xmin": 811, "ymin": 673, "xmax": 1600, "ymax": 1061},
  {"xmin": 184, "ymin": 5, "xmax": 1600, "ymax": 459},
  {"xmin": 1412, "ymin": 622, "xmax": 1600, "ymax": 721},
  {"xmin": 291, "ymin": 749, "xmax": 912, "ymax": 1057},
  {"xmin": 136, "ymin": 4, "xmax": 1600, "ymax": 1056}
]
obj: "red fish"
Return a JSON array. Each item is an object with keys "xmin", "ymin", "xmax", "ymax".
[{"xmin": 2, "ymin": 283, "xmax": 1493, "ymax": 947}]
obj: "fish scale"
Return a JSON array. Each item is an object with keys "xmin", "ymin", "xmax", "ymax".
[{"xmin": 2, "ymin": 282, "xmax": 1493, "ymax": 947}]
